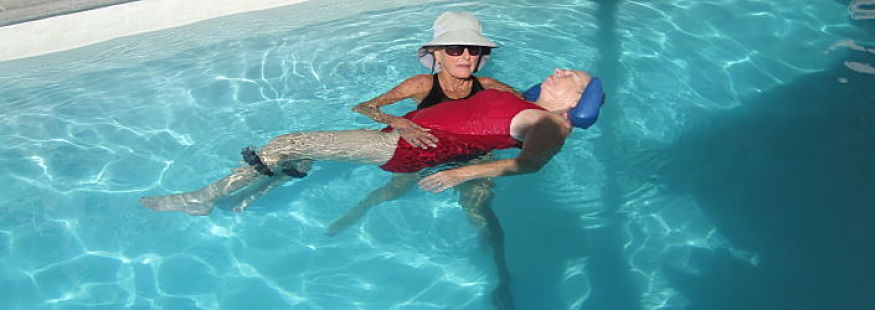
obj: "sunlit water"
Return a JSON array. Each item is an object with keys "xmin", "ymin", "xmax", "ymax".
[{"xmin": 1, "ymin": 0, "xmax": 873, "ymax": 309}]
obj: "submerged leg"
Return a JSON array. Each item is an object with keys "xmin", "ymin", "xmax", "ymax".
[
  {"xmin": 225, "ymin": 160, "xmax": 314, "ymax": 212},
  {"xmin": 327, "ymin": 172, "xmax": 418, "ymax": 236},
  {"xmin": 457, "ymin": 177, "xmax": 514, "ymax": 310},
  {"xmin": 139, "ymin": 164, "xmax": 265, "ymax": 216},
  {"xmin": 140, "ymin": 130, "xmax": 398, "ymax": 215}
]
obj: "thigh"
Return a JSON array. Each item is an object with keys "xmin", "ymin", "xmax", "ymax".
[
  {"xmin": 260, "ymin": 130, "xmax": 400, "ymax": 166},
  {"xmin": 455, "ymin": 152, "xmax": 498, "ymax": 205},
  {"xmin": 457, "ymin": 177, "xmax": 496, "ymax": 209}
]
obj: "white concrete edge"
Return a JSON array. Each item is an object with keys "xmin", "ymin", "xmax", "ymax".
[{"xmin": 0, "ymin": 0, "xmax": 308, "ymax": 62}]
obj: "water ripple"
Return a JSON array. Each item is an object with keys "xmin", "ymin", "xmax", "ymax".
[{"xmin": 0, "ymin": 0, "xmax": 869, "ymax": 309}]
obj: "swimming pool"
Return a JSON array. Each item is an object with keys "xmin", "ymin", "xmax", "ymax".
[{"xmin": 1, "ymin": 0, "xmax": 873, "ymax": 309}]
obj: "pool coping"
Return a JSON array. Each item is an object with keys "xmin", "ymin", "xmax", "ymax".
[
  {"xmin": 0, "ymin": 0, "xmax": 308, "ymax": 62},
  {"xmin": 0, "ymin": 0, "xmax": 138, "ymax": 27}
]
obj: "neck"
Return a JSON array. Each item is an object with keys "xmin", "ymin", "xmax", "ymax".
[
  {"xmin": 437, "ymin": 71, "xmax": 473, "ymax": 91},
  {"xmin": 535, "ymin": 95, "xmax": 569, "ymax": 113}
]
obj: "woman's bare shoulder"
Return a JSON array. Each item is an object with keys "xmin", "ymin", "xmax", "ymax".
[
  {"xmin": 387, "ymin": 74, "xmax": 431, "ymax": 102},
  {"xmin": 478, "ymin": 76, "xmax": 519, "ymax": 94},
  {"xmin": 394, "ymin": 74, "xmax": 433, "ymax": 91}
]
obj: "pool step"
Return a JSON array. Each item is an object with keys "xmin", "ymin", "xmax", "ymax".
[{"xmin": 850, "ymin": 0, "xmax": 875, "ymax": 20}]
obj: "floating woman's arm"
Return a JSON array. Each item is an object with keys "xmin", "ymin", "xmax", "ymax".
[{"xmin": 418, "ymin": 113, "xmax": 571, "ymax": 193}]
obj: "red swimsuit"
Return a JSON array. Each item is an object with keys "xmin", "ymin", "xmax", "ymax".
[{"xmin": 380, "ymin": 89, "xmax": 544, "ymax": 173}]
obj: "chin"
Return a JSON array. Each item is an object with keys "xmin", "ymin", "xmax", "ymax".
[{"xmin": 447, "ymin": 68, "xmax": 474, "ymax": 78}]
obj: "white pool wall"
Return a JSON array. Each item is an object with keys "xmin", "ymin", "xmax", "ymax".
[{"xmin": 0, "ymin": 0, "xmax": 308, "ymax": 61}]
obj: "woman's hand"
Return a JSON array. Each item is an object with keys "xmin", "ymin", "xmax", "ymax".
[
  {"xmin": 419, "ymin": 169, "xmax": 472, "ymax": 193},
  {"xmin": 389, "ymin": 117, "xmax": 438, "ymax": 149}
]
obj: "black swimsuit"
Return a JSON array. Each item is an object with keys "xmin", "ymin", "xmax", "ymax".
[{"xmin": 417, "ymin": 74, "xmax": 485, "ymax": 109}]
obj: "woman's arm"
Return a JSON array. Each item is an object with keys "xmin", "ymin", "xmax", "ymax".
[
  {"xmin": 418, "ymin": 113, "xmax": 571, "ymax": 193},
  {"xmin": 352, "ymin": 74, "xmax": 438, "ymax": 149},
  {"xmin": 352, "ymin": 74, "xmax": 429, "ymax": 123}
]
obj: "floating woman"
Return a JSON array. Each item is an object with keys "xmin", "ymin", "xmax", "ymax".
[{"xmin": 140, "ymin": 69, "xmax": 604, "ymax": 217}]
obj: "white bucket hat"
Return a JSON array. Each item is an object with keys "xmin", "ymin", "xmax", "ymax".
[{"xmin": 417, "ymin": 12, "xmax": 499, "ymax": 72}]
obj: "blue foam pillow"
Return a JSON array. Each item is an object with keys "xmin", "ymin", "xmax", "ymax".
[{"xmin": 522, "ymin": 77, "xmax": 605, "ymax": 129}]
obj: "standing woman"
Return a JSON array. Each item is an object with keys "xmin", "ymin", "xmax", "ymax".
[
  {"xmin": 350, "ymin": 11, "xmax": 517, "ymax": 148},
  {"xmin": 331, "ymin": 12, "xmax": 517, "ymax": 309}
]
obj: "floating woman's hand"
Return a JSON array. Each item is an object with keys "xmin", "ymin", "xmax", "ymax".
[
  {"xmin": 389, "ymin": 118, "xmax": 438, "ymax": 149},
  {"xmin": 419, "ymin": 169, "xmax": 471, "ymax": 193}
]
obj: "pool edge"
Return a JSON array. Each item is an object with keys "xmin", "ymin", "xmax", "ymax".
[
  {"xmin": 0, "ymin": 0, "xmax": 309, "ymax": 62},
  {"xmin": 0, "ymin": 0, "xmax": 139, "ymax": 27}
]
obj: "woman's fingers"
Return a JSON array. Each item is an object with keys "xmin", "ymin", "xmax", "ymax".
[
  {"xmin": 419, "ymin": 172, "xmax": 460, "ymax": 193},
  {"xmin": 419, "ymin": 176, "xmax": 447, "ymax": 193},
  {"xmin": 401, "ymin": 129, "xmax": 438, "ymax": 149},
  {"xmin": 418, "ymin": 132, "xmax": 438, "ymax": 148},
  {"xmin": 403, "ymin": 134, "xmax": 429, "ymax": 149},
  {"xmin": 393, "ymin": 119, "xmax": 438, "ymax": 149},
  {"xmin": 402, "ymin": 135, "xmax": 424, "ymax": 148}
]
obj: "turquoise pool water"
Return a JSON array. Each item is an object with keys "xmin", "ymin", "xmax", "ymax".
[{"xmin": 1, "ymin": 0, "xmax": 873, "ymax": 309}]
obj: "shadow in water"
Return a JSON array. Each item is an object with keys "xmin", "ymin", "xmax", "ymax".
[
  {"xmin": 578, "ymin": 1, "xmax": 641, "ymax": 310},
  {"xmin": 499, "ymin": 188, "xmax": 592, "ymax": 310},
  {"xmin": 655, "ymin": 45, "xmax": 875, "ymax": 309}
]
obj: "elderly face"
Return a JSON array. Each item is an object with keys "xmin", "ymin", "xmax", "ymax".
[
  {"xmin": 434, "ymin": 46, "xmax": 484, "ymax": 79},
  {"xmin": 541, "ymin": 69, "xmax": 590, "ymax": 108}
]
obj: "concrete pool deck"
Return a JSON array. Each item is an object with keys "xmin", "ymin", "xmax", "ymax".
[
  {"xmin": 0, "ymin": 0, "xmax": 136, "ymax": 26},
  {"xmin": 0, "ymin": 0, "xmax": 308, "ymax": 61}
]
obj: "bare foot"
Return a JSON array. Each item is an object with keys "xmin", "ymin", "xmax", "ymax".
[{"xmin": 139, "ymin": 192, "xmax": 215, "ymax": 216}]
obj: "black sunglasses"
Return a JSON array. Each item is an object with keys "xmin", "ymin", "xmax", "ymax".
[{"xmin": 441, "ymin": 45, "xmax": 491, "ymax": 56}]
